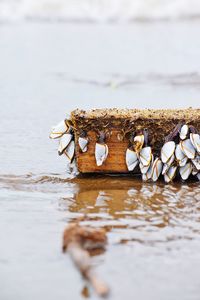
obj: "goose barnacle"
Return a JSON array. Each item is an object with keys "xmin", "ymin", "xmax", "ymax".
[
  {"xmin": 179, "ymin": 162, "xmax": 192, "ymax": 180},
  {"xmin": 139, "ymin": 146, "xmax": 152, "ymax": 167},
  {"xmin": 126, "ymin": 149, "xmax": 138, "ymax": 171},
  {"xmin": 162, "ymin": 153, "xmax": 175, "ymax": 175},
  {"xmin": 151, "ymin": 158, "xmax": 163, "ymax": 182},
  {"xmin": 78, "ymin": 131, "xmax": 89, "ymax": 153},
  {"xmin": 190, "ymin": 133, "xmax": 200, "ymax": 154},
  {"xmin": 164, "ymin": 165, "xmax": 177, "ymax": 183},
  {"xmin": 95, "ymin": 132, "xmax": 108, "ymax": 167},
  {"xmin": 192, "ymin": 154, "xmax": 200, "ymax": 171},
  {"xmin": 180, "ymin": 139, "xmax": 196, "ymax": 160},
  {"xmin": 179, "ymin": 124, "xmax": 188, "ymax": 140},
  {"xmin": 58, "ymin": 132, "xmax": 73, "ymax": 156},
  {"xmin": 133, "ymin": 134, "xmax": 144, "ymax": 153},
  {"xmin": 49, "ymin": 119, "xmax": 68, "ymax": 139},
  {"xmin": 142, "ymin": 156, "xmax": 154, "ymax": 181},
  {"xmin": 64, "ymin": 140, "xmax": 75, "ymax": 163},
  {"xmin": 161, "ymin": 141, "xmax": 176, "ymax": 164},
  {"xmin": 175, "ymin": 144, "xmax": 187, "ymax": 167},
  {"xmin": 197, "ymin": 173, "xmax": 200, "ymax": 180}
]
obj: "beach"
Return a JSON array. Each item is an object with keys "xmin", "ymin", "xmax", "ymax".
[{"xmin": 0, "ymin": 20, "xmax": 200, "ymax": 299}]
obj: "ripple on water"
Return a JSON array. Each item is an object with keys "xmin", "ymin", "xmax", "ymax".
[{"xmin": 1, "ymin": 173, "xmax": 200, "ymax": 252}]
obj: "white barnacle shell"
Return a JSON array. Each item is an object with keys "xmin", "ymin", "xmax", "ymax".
[
  {"xmin": 179, "ymin": 157, "xmax": 188, "ymax": 167},
  {"xmin": 192, "ymin": 167, "xmax": 198, "ymax": 176},
  {"xmin": 164, "ymin": 165, "xmax": 177, "ymax": 183},
  {"xmin": 192, "ymin": 155, "xmax": 200, "ymax": 171},
  {"xmin": 175, "ymin": 144, "xmax": 186, "ymax": 161},
  {"xmin": 64, "ymin": 140, "xmax": 75, "ymax": 163},
  {"xmin": 140, "ymin": 162, "xmax": 150, "ymax": 174},
  {"xmin": 180, "ymin": 139, "xmax": 196, "ymax": 159},
  {"xmin": 95, "ymin": 143, "xmax": 108, "ymax": 166},
  {"xmin": 179, "ymin": 162, "xmax": 192, "ymax": 180},
  {"xmin": 133, "ymin": 134, "xmax": 144, "ymax": 152},
  {"xmin": 151, "ymin": 158, "xmax": 163, "ymax": 182},
  {"xmin": 162, "ymin": 154, "xmax": 175, "ymax": 175},
  {"xmin": 126, "ymin": 149, "xmax": 138, "ymax": 171},
  {"xmin": 175, "ymin": 144, "xmax": 187, "ymax": 167},
  {"xmin": 190, "ymin": 133, "xmax": 200, "ymax": 154},
  {"xmin": 139, "ymin": 146, "xmax": 152, "ymax": 167},
  {"xmin": 58, "ymin": 133, "xmax": 73, "ymax": 155},
  {"xmin": 161, "ymin": 141, "xmax": 175, "ymax": 164},
  {"xmin": 78, "ymin": 137, "xmax": 88, "ymax": 153},
  {"xmin": 197, "ymin": 173, "xmax": 200, "ymax": 180},
  {"xmin": 179, "ymin": 124, "xmax": 188, "ymax": 140},
  {"xmin": 49, "ymin": 120, "xmax": 68, "ymax": 139},
  {"xmin": 142, "ymin": 156, "xmax": 154, "ymax": 181}
]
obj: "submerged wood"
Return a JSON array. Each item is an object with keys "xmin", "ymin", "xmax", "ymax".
[
  {"xmin": 71, "ymin": 108, "xmax": 200, "ymax": 173},
  {"xmin": 63, "ymin": 223, "xmax": 109, "ymax": 297}
]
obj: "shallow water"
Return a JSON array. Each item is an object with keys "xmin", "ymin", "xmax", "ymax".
[{"xmin": 0, "ymin": 22, "xmax": 200, "ymax": 299}]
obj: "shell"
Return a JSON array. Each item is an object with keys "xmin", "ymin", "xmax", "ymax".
[
  {"xmin": 164, "ymin": 165, "xmax": 177, "ymax": 183},
  {"xmin": 126, "ymin": 149, "xmax": 138, "ymax": 171},
  {"xmin": 49, "ymin": 120, "xmax": 68, "ymax": 139},
  {"xmin": 190, "ymin": 133, "xmax": 200, "ymax": 153},
  {"xmin": 179, "ymin": 124, "xmax": 188, "ymax": 140},
  {"xmin": 58, "ymin": 133, "xmax": 73, "ymax": 155},
  {"xmin": 78, "ymin": 137, "xmax": 88, "ymax": 153},
  {"xmin": 139, "ymin": 146, "xmax": 152, "ymax": 167},
  {"xmin": 151, "ymin": 158, "xmax": 163, "ymax": 182},
  {"xmin": 175, "ymin": 144, "xmax": 186, "ymax": 161},
  {"xmin": 162, "ymin": 154, "xmax": 175, "ymax": 175},
  {"xmin": 139, "ymin": 162, "xmax": 150, "ymax": 174},
  {"xmin": 161, "ymin": 141, "xmax": 176, "ymax": 164},
  {"xmin": 95, "ymin": 143, "xmax": 109, "ymax": 166},
  {"xmin": 180, "ymin": 139, "xmax": 196, "ymax": 159},
  {"xmin": 142, "ymin": 156, "xmax": 154, "ymax": 181},
  {"xmin": 179, "ymin": 162, "xmax": 192, "ymax": 180},
  {"xmin": 192, "ymin": 155, "xmax": 200, "ymax": 171},
  {"xmin": 133, "ymin": 135, "xmax": 144, "ymax": 152},
  {"xmin": 192, "ymin": 168, "xmax": 198, "ymax": 176},
  {"xmin": 197, "ymin": 173, "xmax": 200, "ymax": 180},
  {"xmin": 64, "ymin": 140, "xmax": 75, "ymax": 163},
  {"xmin": 179, "ymin": 157, "xmax": 188, "ymax": 167}
]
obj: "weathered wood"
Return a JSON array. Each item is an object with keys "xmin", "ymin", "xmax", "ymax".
[{"xmin": 71, "ymin": 108, "xmax": 200, "ymax": 174}]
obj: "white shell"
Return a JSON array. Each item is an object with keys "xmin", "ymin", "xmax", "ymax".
[
  {"xmin": 64, "ymin": 140, "xmax": 75, "ymax": 163},
  {"xmin": 126, "ymin": 149, "xmax": 138, "ymax": 171},
  {"xmin": 190, "ymin": 133, "xmax": 200, "ymax": 153},
  {"xmin": 58, "ymin": 133, "xmax": 73, "ymax": 155},
  {"xmin": 49, "ymin": 120, "xmax": 68, "ymax": 139},
  {"xmin": 180, "ymin": 139, "xmax": 196, "ymax": 159},
  {"xmin": 175, "ymin": 144, "xmax": 186, "ymax": 161},
  {"xmin": 197, "ymin": 173, "xmax": 200, "ymax": 180},
  {"xmin": 192, "ymin": 168, "xmax": 198, "ymax": 176},
  {"xmin": 192, "ymin": 155, "xmax": 200, "ymax": 171},
  {"xmin": 139, "ymin": 147, "xmax": 152, "ymax": 167},
  {"xmin": 164, "ymin": 166, "xmax": 177, "ymax": 183},
  {"xmin": 133, "ymin": 135, "xmax": 144, "ymax": 152},
  {"xmin": 151, "ymin": 158, "xmax": 163, "ymax": 182},
  {"xmin": 78, "ymin": 137, "xmax": 88, "ymax": 152},
  {"xmin": 179, "ymin": 162, "xmax": 192, "ymax": 180},
  {"xmin": 179, "ymin": 157, "xmax": 188, "ymax": 167},
  {"xmin": 162, "ymin": 154, "xmax": 175, "ymax": 175},
  {"xmin": 179, "ymin": 124, "xmax": 188, "ymax": 140},
  {"xmin": 95, "ymin": 143, "xmax": 108, "ymax": 166},
  {"xmin": 161, "ymin": 141, "xmax": 175, "ymax": 164},
  {"xmin": 139, "ymin": 162, "xmax": 150, "ymax": 174},
  {"xmin": 142, "ymin": 156, "xmax": 154, "ymax": 181}
]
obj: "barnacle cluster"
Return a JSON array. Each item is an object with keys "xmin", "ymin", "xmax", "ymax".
[
  {"xmin": 126, "ymin": 124, "xmax": 200, "ymax": 182},
  {"xmin": 50, "ymin": 118, "xmax": 200, "ymax": 182}
]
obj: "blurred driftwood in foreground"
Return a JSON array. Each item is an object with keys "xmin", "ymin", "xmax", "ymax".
[{"xmin": 63, "ymin": 223, "xmax": 109, "ymax": 297}]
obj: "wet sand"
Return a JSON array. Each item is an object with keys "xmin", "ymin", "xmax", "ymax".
[{"xmin": 0, "ymin": 22, "xmax": 200, "ymax": 299}]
